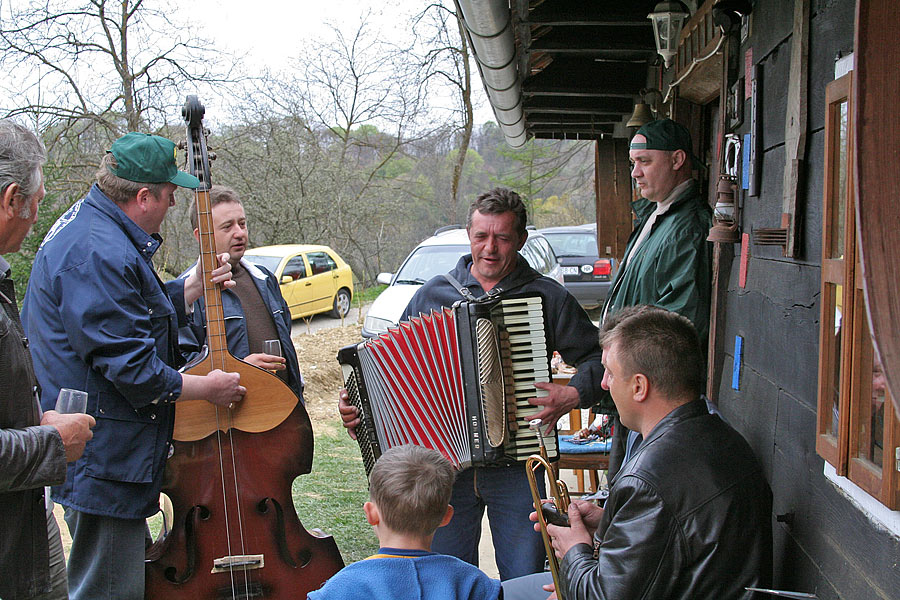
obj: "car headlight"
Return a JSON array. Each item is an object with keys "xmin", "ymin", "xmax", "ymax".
[{"xmin": 364, "ymin": 315, "xmax": 396, "ymax": 335}]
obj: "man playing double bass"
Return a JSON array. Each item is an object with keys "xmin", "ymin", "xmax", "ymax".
[
  {"xmin": 22, "ymin": 133, "xmax": 246, "ymax": 600},
  {"xmin": 176, "ymin": 184, "xmax": 305, "ymax": 402}
]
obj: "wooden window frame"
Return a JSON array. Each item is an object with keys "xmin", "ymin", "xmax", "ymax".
[
  {"xmin": 816, "ymin": 73, "xmax": 854, "ymax": 471},
  {"xmin": 816, "ymin": 72, "xmax": 900, "ymax": 509}
]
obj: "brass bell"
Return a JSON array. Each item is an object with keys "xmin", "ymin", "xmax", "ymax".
[{"xmin": 626, "ymin": 102, "xmax": 655, "ymax": 128}]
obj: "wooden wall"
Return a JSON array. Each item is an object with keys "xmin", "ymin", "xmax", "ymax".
[
  {"xmin": 712, "ymin": 0, "xmax": 900, "ymax": 598},
  {"xmin": 595, "ymin": 138, "xmax": 633, "ymax": 262}
]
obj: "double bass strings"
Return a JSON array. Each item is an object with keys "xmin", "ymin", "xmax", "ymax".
[{"xmin": 195, "ymin": 161, "xmax": 253, "ymax": 597}]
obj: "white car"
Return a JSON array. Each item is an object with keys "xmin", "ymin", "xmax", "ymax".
[{"xmin": 362, "ymin": 226, "xmax": 563, "ymax": 338}]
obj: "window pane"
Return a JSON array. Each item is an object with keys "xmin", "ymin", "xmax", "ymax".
[
  {"xmin": 283, "ymin": 257, "xmax": 307, "ymax": 280},
  {"xmin": 825, "ymin": 283, "xmax": 844, "ymax": 437},
  {"xmin": 306, "ymin": 251, "xmax": 336, "ymax": 274},
  {"xmin": 856, "ymin": 337, "xmax": 886, "ymax": 470},
  {"xmin": 829, "ymin": 100, "xmax": 849, "ymax": 259}
]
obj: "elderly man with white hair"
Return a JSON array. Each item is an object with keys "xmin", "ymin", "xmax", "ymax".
[{"xmin": 0, "ymin": 119, "xmax": 95, "ymax": 600}]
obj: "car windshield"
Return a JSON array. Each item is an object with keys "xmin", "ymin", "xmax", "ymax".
[
  {"xmin": 394, "ymin": 244, "xmax": 469, "ymax": 284},
  {"xmin": 542, "ymin": 232, "xmax": 597, "ymax": 257},
  {"xmin": 243, "ymin": 255, "xmax": 283, "ymax": 273}
]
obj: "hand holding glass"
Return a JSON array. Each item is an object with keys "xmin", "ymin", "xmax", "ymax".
[
  {"xmin": 264, "ymin": 340, "xmax": 282, "ymax": 357},
  {"xmin": 264, "ymin": 340, "xmax": 283, "ymax": 373},
  {"xmin": 55, "ymin": 388, "xmax": 88, "ymax": 414}
]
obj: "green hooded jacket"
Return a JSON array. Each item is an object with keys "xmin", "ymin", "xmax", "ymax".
[
  {"xmin": 604, "ymin": 180, "xmax": 713, "ymax": 341},
  {"xmin": 594, "ymin": 181, "xmax": 712, "ymax": 413}
]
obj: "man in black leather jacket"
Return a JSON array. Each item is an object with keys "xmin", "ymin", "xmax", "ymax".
[
  {"xmin": 504, "ymin": 306, "xmax": 772, "ymax": 599},
  {"xmin": 0, "ymin": 120, "xmax": 95, "ymax": 600}
]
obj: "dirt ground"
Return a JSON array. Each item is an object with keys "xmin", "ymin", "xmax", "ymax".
[{"xmin": 291, "ymin": 324, "xmax": 363, "ymax": 426}]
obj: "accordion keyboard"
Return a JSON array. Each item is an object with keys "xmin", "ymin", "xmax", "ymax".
[{"xmin": 491, "ymin": 297, "xmax": 557, "ymax": 461}]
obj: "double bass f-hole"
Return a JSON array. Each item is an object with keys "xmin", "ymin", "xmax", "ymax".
[{"xmin": 144, "ymin": 96, "xmax": 343, "ymax": 600}]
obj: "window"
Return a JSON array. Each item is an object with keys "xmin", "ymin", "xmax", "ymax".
[
  {"xmin": 816, "ymin": 72, "xmax": 899, "ymax": 509},
  {"xmin": 282, "ymin": 256, "xmax": 307, "ymax": 280},
  {"xmin": 307, "ymin": 251, "xmax": 337, "ymax": 275}
]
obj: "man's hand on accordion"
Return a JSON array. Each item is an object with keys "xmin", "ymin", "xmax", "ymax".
[
  {"xmin": 529, "ymin": 382, "xmax": 580, "ymax": 436},
  {"xmin": 338, "ymin": 388, "xmax": 361, "ymax": 440}
]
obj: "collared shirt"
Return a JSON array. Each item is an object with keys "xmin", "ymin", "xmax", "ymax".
[{"xmin": 627, "ymin": 179, "xmax": 693, "ymax": 262}]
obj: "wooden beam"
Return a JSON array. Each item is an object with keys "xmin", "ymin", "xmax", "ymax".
[
  {"xmin": 781, "ymin": 0, "xmax": 809, "ymax": 258},
  {"xmin": 526, "ymin": 0, "xmax": 659, "ymax": 26},
  {"xmin": 524, "ymin": 96, "xmax": 634, "ymax": 113}
]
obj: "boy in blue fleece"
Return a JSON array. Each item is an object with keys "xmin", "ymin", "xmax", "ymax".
[{"xmin": 308, "ymin": 445, "xmax": 501, "ymax": 600}]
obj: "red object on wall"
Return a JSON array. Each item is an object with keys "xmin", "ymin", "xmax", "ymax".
[{"xmin": 739, "ymin": 233, "xmax": 750, "ymax": 288}]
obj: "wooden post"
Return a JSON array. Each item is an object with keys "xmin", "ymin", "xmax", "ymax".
[
  {"xmin": 781, "ymin": 0, "xmax": 809, "ymax": 258},
  {"xmin": 595, "ymin": 138, "xmax": 632, "ymax": 263}
]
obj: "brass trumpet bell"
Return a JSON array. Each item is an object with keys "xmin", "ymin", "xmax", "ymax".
[{"xmin": 526, "ymin": 453, "xmax": 571, "ymax": 600}]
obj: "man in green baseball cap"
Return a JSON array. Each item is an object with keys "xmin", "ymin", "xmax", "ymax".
[
  {"xmin": 599, "ymin": 117, "xmax": 713, "ymax": 480},
  {"xmin": 22, "ymin": 131, "xmax": 244, "ymax": 600},
  {"xmin": 108, "ymin": 132, "xmax": 200, "ymax": 189}
]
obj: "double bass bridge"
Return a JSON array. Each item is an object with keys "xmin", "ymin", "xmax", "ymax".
[{"xmin": 211, "ymin": 554, "xmax": 265, "ymax": 573}]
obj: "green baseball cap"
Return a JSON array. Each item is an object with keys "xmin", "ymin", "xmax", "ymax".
[
  {"xmin": 631, "ymin": 118, "xmax": 693, "ymax": 154},
  {"xmin": 108, "ymin": 132, "xmax": 199, "ymax": 189}
]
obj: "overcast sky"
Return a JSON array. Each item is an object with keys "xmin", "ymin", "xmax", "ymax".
[{"xmin": 192, "ymin": 0, "xmax": 494, "ymax": 125}]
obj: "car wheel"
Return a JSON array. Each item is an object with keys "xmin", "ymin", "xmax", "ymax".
[{"xmin": 330, "ymin": 288, "xmax": 351, "ymax": 318}]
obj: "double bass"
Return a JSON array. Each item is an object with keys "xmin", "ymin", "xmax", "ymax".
[{"xmin": 145, "ymin": 96, "xmax": 344, "ymax": 599}]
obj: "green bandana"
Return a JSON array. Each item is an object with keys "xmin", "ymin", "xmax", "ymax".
[{"xmin": 631, "ymin": 118, "xmax": 693, "ymax": 154}]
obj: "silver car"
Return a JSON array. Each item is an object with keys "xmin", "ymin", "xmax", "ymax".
[{"xmin": 362, "ymin": 226, "xmax": 563, "ymax": 338}]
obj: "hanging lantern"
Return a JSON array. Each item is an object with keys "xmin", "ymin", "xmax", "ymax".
[
  {"xmin": 708, "ymin": 134, "xmax": 742, "ymax": 244},
  {"xmin": 648, "ymin": 2, "xmax": 690, "ymax": 68}
]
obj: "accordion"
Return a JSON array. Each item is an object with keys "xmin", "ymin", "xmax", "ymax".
[{"xmin": 338, "ymin": 293, "xmax": 558, "ymax": 476}]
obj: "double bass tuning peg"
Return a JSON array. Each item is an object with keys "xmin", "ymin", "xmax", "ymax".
[
  {"xmin": 208, "ymin": 152, "xmax": 217, "ymax": 162},
  {"xmin": 177, "ymin": 141, "xmax": 187, "ymax": 150}
]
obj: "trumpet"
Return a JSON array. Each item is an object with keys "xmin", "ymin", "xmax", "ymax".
[{"xmin": 525, "ymin": 419, "xmax": 571, "ymax": 600}]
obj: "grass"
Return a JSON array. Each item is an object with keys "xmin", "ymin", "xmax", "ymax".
[
  {"xmin": 353, "ymin": 284, "xmax": 387, "ymax": 305},
  {"xmin": 292, "ymin": 419, "xmax": 379, "ymax": 564}
]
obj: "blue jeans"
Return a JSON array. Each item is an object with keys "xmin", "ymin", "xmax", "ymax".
[
  {"xmin": 432, "ymin": 464, "xmax": 546, "ymax": 581},
  {"xmin": 64, "ymin": 508, "xmax": 147, "ymax": 600}
]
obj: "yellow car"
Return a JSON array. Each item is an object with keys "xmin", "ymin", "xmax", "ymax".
[{"xmin": 243, "ymin": 244, "xmax": 354, "ymax": 319}]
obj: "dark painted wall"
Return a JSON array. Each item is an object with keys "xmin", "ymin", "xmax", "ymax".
[{"xmin": 713, "ymin": 1, "xmax": 900, "ymax": 598}]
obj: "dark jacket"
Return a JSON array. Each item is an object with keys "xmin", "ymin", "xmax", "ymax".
[
  {"xmin": 559, "ymin": 399, "xmax": 773, "ymax": 599},
  {"xmin": 175, "ymin": 258, "xmax": 304, "ymax": 402},
  {"xmin": 0, "ymin": 264, "xmax": 67, "ymax": 599},
  {"xmin": 22, "ymin": 184, "xmax": 186, "ymax": 519},
  {"xmin": 402, "ymin": 254, "xmax": 604, "ymax": 408}
]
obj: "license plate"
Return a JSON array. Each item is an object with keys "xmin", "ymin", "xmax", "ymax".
[{"xmin": 561, "ymin": 266, "xmax": 579, "ymax": 276}]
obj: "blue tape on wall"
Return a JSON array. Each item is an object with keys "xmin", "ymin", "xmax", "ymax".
[
  {"xmin": 732, "ymin": 335, "xmax": 743, "ymax": 390},
  {"xmin": 742, "ymin": 134, "xmax": 751, "ymax": 190}
]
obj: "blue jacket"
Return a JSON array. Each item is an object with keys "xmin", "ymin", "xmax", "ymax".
[
  {"xmin": 403, "ymin": 254, "xmax": 604, "ymax": 408},
  {"xmin": 308, "ymin": 548, "xmax": 501, "ymax": 600},
  {"xmin": 175, "ymin": 259, "xmax": 304, "ymax": 402},
  {"xmin": 22, "ymin": 184, "xmax": 186, "ymax": 519}
]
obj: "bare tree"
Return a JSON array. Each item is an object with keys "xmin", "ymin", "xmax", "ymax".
[
  {"xmin": 211, "ymin": 17, "xmax": 432, "ymax": 284},
  {"xmin": 414, "ymin": 1, "xmax": 475, "ymax": 224},
  {"xmin": 0, "ymin": 0, "xmax": 236, "ymax": 138}
]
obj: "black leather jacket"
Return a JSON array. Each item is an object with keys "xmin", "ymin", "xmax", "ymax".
[
  {"xmin": 559, "ymin": 399, "xmax": 772, "ymax": 599},
  {"xmin": 0, "ymin": 270, "xmax": 66, "ymax": 599}
]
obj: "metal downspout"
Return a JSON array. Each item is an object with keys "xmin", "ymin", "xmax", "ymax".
[{"xmin": 456, "ymin": 0, "xmax": 526, "ymax": 148}]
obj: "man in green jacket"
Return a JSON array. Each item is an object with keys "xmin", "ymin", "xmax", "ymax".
[{"xmin": 602, "ymin": 118, "xmax": 713, "ymax": 477}]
